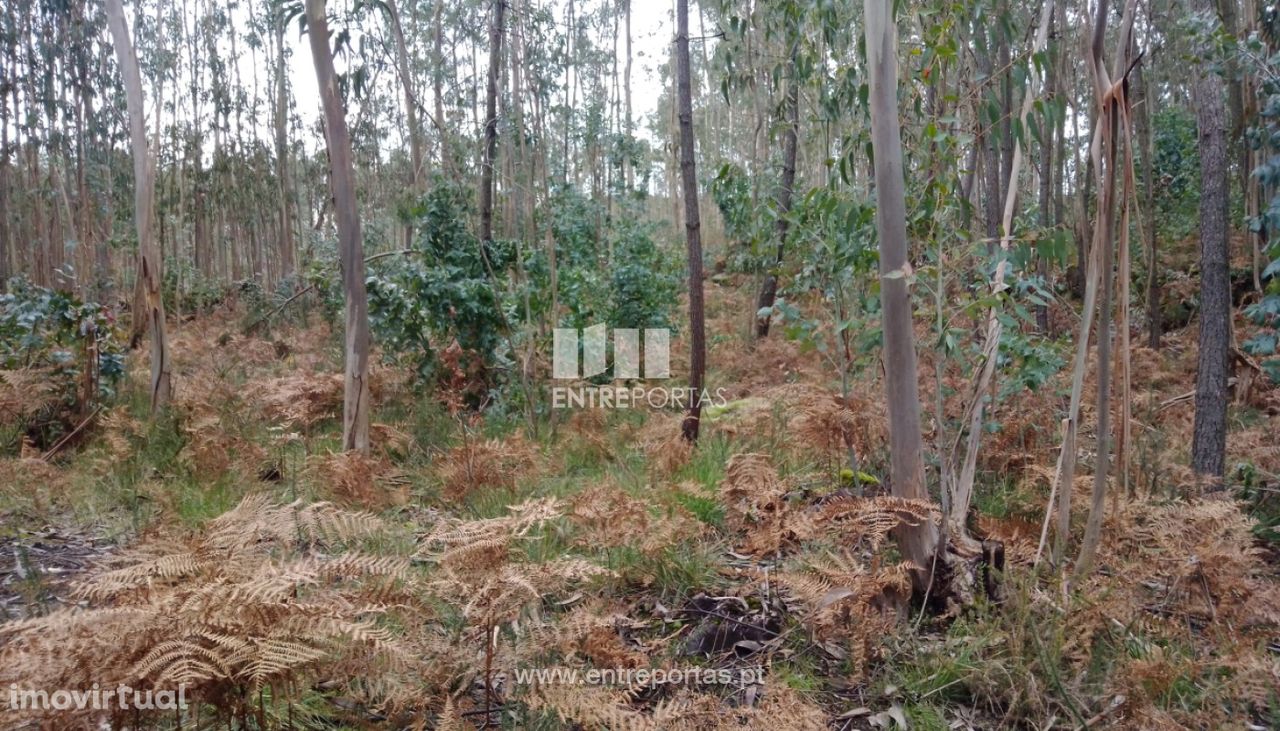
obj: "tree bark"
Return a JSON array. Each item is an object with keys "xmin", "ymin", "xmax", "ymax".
[
  {"xmin": 1036, "ymin": 8, "xmax": 1057, "ymax": 333},
  {"xmin": 864, "ymin": 0, "xmax": 938, "ymax": 590},
  {"xmin": 274, "ymin": 14, "xmax": 296, "ymax": 281},
  {"xmin": 623, "ymin": 0, "xmax": 633, "ymax": 190},
  {"xmin": 106, "ymin": 0, "xmax": 172, "ymax": 412},
  {"xmin": 975, "ymin": 20, "xmax": 1001, "ymax": 252},
  {"xmin": 1189, "ymin": 0, "xmax": 1232, "ymax": 480},
  {"xmin": 386, "ymin": 0, "xmax": 425, "ymax": 197},
  {"xmin": 433, "ymin": 0, "xmax": 449, "ymax": 173},
  {"xmin": 675, "ymin": 0, "xmax": 706, "ymax": 444},
  {"xmin": 479, "ymin": 0, "xmax": 506, "ymax": 244},
  {"xmin": 1071, "ymin": 0, "xmax": 1137, "ymax": 580},
  {"xmin": 1134, "ymin": 43, "xmax": 1160, "ymax": 348},
  {"xmin": 306, "ymin": 0, "xmax": 372, "ymax": 454}
]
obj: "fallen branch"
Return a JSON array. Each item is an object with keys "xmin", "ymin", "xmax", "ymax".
[
  {"xmin": 41, "ymin": 406, "xmax": 103, "ymax": 462},
  {"xmin": 243, "ymin": 248, "xmax": 420, "ymax": 334}
]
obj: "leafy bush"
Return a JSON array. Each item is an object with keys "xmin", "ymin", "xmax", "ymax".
[
  {"xmin": 711, "ymin": 162, "xmax": 773, "ymax": 273},
  {"xmin": 367, "ymin": 180, "xmax": 510, "ymax": 384},
  {"xmin": 606, "ymin": 218, "xmax": 679, "ymax": 331},
  {"xmin": 0, "ymin": 277, "xmax": 124, "ymax": 449}
]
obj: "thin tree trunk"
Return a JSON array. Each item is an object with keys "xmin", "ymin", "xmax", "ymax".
[
  {"xmin": 864, "ymin": 0, "xmax": 938, "ymax": 590},
  {"xmin": 274, "ymin": 15, "xmax": 295, "ymax": 281},
  {"xmin": 106, "ymin": 0, "xmax": 172, "ymax": 412},
  {"xmin": 479, "ymin": 0, "xmax": 506, "ymax": 244},
  {"xmin": 675, "ymin": 0, "xmax": 706, "ymax": 444},
  {"xmin": 386, "ymin": 0, "xmax": 425, "ymax": 200},
  {"xmin": 1036, "ymin": 8, "xmax": 1057, "ymax": 334},
  {"xmin": 1135, "ymin": 45, "xmax": 1160, "ymax": 348},
  {"xmin": 623, "ymin": 0, "xmax": 633, "ymax": 190},
  {"xmin": 975, "ymin": 20, "xmax": 1001, "ymax": 252},
  {"xmin": 1072, "ymin": 0, "xmax": 1137, "ymax": 579},
  {"xmin": 433, "ymin": 0, "xmax": 449, "ymax": 173},
  {"xmin": 306, "ymin": 0, "xmax": 371, "ymax": 454},
  {"xmin": 754, "ymin": 67, "xmax": 799, "ymax": 339}
]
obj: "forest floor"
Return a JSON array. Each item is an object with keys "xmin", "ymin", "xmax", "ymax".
[{"xmin": 0, "ymin": 273, "xmax": 1278, "ymax": 729}]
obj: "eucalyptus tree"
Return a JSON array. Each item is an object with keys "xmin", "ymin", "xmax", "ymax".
[
  {"xmin": 479, "ymin": 0, "xmax": 506, "ymax": 245},
  {"xmin": 105, "ymin": 0, "xmax": 173, "ymax": 412},
  {"xmin": 305, "ymin": 0, "xmax": 372, "ymax": 454},
  {"xmin": 751, "ymin": 2, "xmax": 801, "ymax": 340},
  {"xmin": 864, "ymin": 0, "xmax": 937, "ymax": 587}
]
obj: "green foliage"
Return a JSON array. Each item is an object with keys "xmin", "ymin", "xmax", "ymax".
[
  {"xmin": 768, "ymin": 188, "xmax": 882, "ymax": 371},
  {"xmin": 162, "ymin": 261, "xmax": 232, "ymax": 315},
  {"xmin": 1149, "ymin": 108, "xmax": 1202, "ymax": 241},
  {"xmin": 711, "ymin": 163, "xmax": 772, "ymax": 272},
  {"xmin": 0, "ymin": 277, "xmax": 124, "ymax": 388},
  {"xmin": 1242, "ymin": 35, "xmax": 1280, "ymax": 383},
  {"xmin": 0, "ymin": 277, "xmax": 124, "ymax": 449},
  {"xmin": 524, "ymin": 186, "xmax": 677, "ymax": 333},
  {"xmin": 605, "ymin": 218, "xmax": 680, "ymax": 331},
  {"xmin": 367, "ymin": 179, "xmax": 510, "ymax": 381}
]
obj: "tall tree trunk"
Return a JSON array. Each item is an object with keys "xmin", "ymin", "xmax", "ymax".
[
  {"xmin": 864, "ymin": 0, "xmax": 938, "ymax": 590},
  {"xmin": 1036, "ymin": 8, "xmax": 1057, "ymax": 333},
  {"xmin": 1189, "ymin": 0, "xmax": 1232, "ymax": 481},
  {"xmin": 306, "ymin": 0, "xmax": 371, "ymax": 454},
  {"xmin": 975, "ymin": 20, "xmax": 1001, "ymax": 251},
  {"xmin": 623, "ymin": 0, "xmax": 633, "ymax": 190},
  {"xmin": 997, "ymin": 0, "xmax": 1013, "ymax": 195},
  {"xmin": 754, "ymin": 67, "xmax": 799, "ymax": 339},
  {"xmin": 1070, "ymin": 0, "xmax": 1137, "ymax": 579},
  {"xmin": 675, "ymin": 0, "xmax": 706, "ymax": 444},
  {"xmin": 1135, "ymin": 44, "xmax": 1160, "ymax": 348},
  {"xmin": 0, "ymin": 54, "xmax": 10, "ymax": 291},
  {"xmin": 386, "ymin": 0, "xmax": 425, "ymax": 229},
  {"xmin": 433, "ymin": 0, "xmax": 449, "ymax": 173},
  {"xmin": 274, "ymin": 15, "xmax": 296, "ymax": 281},
  {"xmin": 479, "ymin": 0, "xmax": 506, "ymax": 244},
  {"xmin": 106, "ymin": 0, "xmax": 172, "ymax": 412}
]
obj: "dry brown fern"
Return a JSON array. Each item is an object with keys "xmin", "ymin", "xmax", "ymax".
[
  {"xmin": 417, "ymin": 498, "xmax": 610, "ymax": 627},
  {"xmin": 0, "ymin": 494, "xmax": 423, "ymax": 726},
  {"xmin": 434, "ymin": 432, "xmax": 540, "ymax": 501},
  {"xmin": 815, "ymin": 494, "xmax": 939, "ymax": 553},
  {"xmin": 720, "ymin": 453, "xmax": 815, "ymax": 555},
  {"xmin": 307, "ymin": 449, "xmax": 411, "ymax": 507},
  {"xmin": 569, "ymin": 483, "xmax": 701, "ymax": 553},
  {"xmin": 767, "ymin": 550, "xmax": 914, "ymax": 679}
]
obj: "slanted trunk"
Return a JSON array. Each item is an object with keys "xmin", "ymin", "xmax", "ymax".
[
  {"xmin": 675, "ymin": 0, "xmax": 706, "ymax": 444},
  {"xmin": 1135, "ymin": 46, "xmax": 1160, "ymax": 348},
  {"xmin": 105, "ymin": 0, "xmax": 171, "ymax": 412},
  {"xmin": 864, "ymin": 0, "xmax": 938, "ymax": 590},
  {"xmin": 754, "ymin": 72, "xmax": 799, "ymax": 339},
  {"xmin": 387, "ymin": 0, "xmax": 424, "ymax": 190},
  {"xmin": 306, "ymin": 0, "xmax": 371, "ymax": 454}
]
